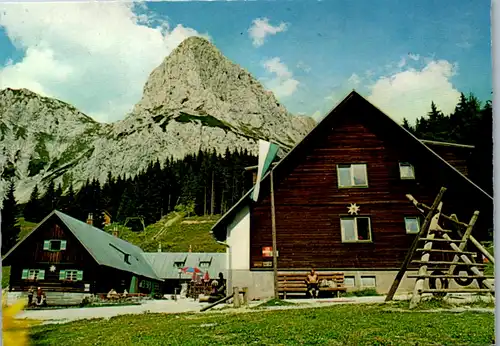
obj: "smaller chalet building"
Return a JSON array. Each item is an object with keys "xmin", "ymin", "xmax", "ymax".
[
  {"xmin": 143, "ymin": 252, "xmax": 226, "ymax": 293},
  {"xmin": 3, "ymin": 210, "xmax": 162, "ymax": 305},
  {"xmin": 211, "ymin": 91, "xmax": 493, "ymax": 300}
]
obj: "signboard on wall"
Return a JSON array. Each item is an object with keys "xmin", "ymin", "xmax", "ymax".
[{"xmin": 262, "ymin": 247, "xmax": 279, "ymax": 258}]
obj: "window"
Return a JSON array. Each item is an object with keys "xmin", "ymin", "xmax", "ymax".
[
  {"xmin": 21, "ymin": 269, "xmax": 45, "ymax": 280},
  {"xmin": 341, "ymin": 217, "xmax": 372, "ymax": 242},
  {"xmin": 399, "ymin": 162, "xmax": 415, "ymax": 180},
  {"xmin": 199, "ymin": 261, "xmax": 211, "ymax": 268},
  {"xmin": 344, "ymin": 276, "xmax": 356, "ymax": 287},
  {"xmin": 173, "ymin": 261, "xmax": 184, "ymax": 268},
  {"xmin": 43, "ymin": 240, "xmax": 67, "ymax": 251},
  {"xmin": 59, "ymin": 270, "xmax": 83, "ymax": 281},
  {"xmin": 337, "ymin": 164, "xmax": 368, "ymax": 187},
  {"xmin": 361, "ymin": 276, "xmax": 376, "ymax": 288},
  {"xmin": 405, "ymin": 217, "xmax": 420, "ymax": 234}
]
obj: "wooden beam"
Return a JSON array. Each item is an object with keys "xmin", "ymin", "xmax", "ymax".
[
  {"xmin": 385, "ymin": 187, "xmax": 447, "ymax": 302},
  {"xmin": 408, "ymin": 275, "xmax": 494, "ymax": 279},
  {"xmin": 410, "ymin": 205, "xmax": 441, "ymax": 309},
  {"xmin": 442, "ymin": 233, "xmax": 495, "ymax": 293},
  {"xmin": 415, "ymin": 249, "xmax": 476, "ymax": 255},
  {"xmin": 418, "ymin": 238, "xmax": 465, "ymax": 243},
  {"xmin": 406, "ymin": 195, "xmax": 470, "ymax": 228},
  {"xmin": 469, "ymin": 236, "xmax": 495, "ymax": 265},
  {"xmin": 446, "ymin": 211, "xmax": 479, "ymax": 278},
  {"xmin": 412, "ymin": 260, "xmax": 486, "ymax": 267},
  {"xmin": 421, "ymin": 288, "xmax": 494, "ymax": 293},
  {"xmin": 200, "ymin": 294, "xmax": 234, "ymax": 312},
  {"xmin": 270, "ymin": 169, "xmax": 279, "ymax": 300}
]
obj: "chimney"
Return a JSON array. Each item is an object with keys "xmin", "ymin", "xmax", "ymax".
[
  {"xmin": 188, "ymin": 245, "xmax": 192, "ymax": 253},
  {"xmin": 86, "ymin": 213, "xmax": 93, "ymax": 226},
  {"xmin": 157, "ymin": 242, "xmax": 162, "ymax": 252},
  {"xmin": 112, "ymin": 227, "xmax": 119, "ymax": 238}
]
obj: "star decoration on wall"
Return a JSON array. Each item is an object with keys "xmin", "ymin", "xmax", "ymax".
[
  {"xmin": 49, "ymin": 265, "xmax": 56, "ymax": 272},
  {"xmin": 347, "ymin": 203, "xmax": 360, "ymax": 215}
]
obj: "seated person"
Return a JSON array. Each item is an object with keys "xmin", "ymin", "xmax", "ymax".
[
  {"xmin": 107, "ymin": 288, "xmax": 119, "ymax": 299},
  {"xmin": 199, "ymin": 280, "xmax": 226, "ymax": 303},
  {"xmin": 305, "ymin": 269, "xmax": 319, "ymax": 298}
]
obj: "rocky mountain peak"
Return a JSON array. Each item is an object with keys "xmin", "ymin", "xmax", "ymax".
[{"xmin": 132, "ymin": 36, "xmax": 314, "ymax": 148}]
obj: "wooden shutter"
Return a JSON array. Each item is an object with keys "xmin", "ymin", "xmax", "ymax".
[
  {"xmin": 21, "ymin": 269, "xmax": 29, "ymax": 279},
  {"xmin": 59, "ymin": 270, "xmax": 66, "ymax": 280},
  {"xmin": 76, "ymin": 271, "xmax": 83, "ymax": 281},
  {"xmin": 60, "ymin": 240, "xmax": 67, "ymax": 250},
  {"xmin": 43, "ymin": 241, "xmax": 50, "ymax": 250},
  {"xmin": 38, "ymin": 270, "xmax": 45, "ymax": 280}
]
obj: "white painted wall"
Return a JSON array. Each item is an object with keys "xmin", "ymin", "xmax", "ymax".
[
  {"xmin": 225, "ymin": 205, "xmax": 251, "ymax": 295},
  {"xmin": 226, "ymin": 205, "xmax": 251, "ymax": 271}
]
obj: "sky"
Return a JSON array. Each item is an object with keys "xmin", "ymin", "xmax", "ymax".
[{"xmin": 0, "ymin": 0, "xmax": 492, "ymax": 125}]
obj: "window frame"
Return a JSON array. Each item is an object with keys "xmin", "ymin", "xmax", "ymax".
[
  {"xmin": 404, "ymin": 216, "xmax": 421, "ymax": 234},
  {"xmin": 337, "ymin": 164, "xmax": 369, "ymax": 188},
  {"xmin": 59, "ymin": 269, "xmax": 83, "ymax": 281},
  {"xmin": 340, "ymin": 216, "xmax": 373, "ymax": 243},
  {"xmin": 399, "ymin": 162, "xmax": 416, "ymax": 180},
  {"xmin": 360, "ymin": 276, "xmax": 377, "ymax": 288},
  {"xmin": 43, "ymin": 239, "xmax": 67, "ymax": 252},
  {"xmin": 22, "ymin": 269, "xmax": 45, "ymax": 281}
]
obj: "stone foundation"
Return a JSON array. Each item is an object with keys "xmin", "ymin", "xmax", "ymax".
[{"xmin": 228, "ymin": 269, "xmax": 490, "ymax": 300}]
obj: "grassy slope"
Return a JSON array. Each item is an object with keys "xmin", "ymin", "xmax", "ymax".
[
  {"xmin": 104, "ymin": 213, "xmax": 225, "ymax": 253},
  {"xmin": 30, "ymin": 304, "xmax": 494, "ymax": 346}
]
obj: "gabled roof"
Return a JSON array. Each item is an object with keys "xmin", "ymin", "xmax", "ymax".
[
  {"xmin": 3, "ymin": 210, "xmax": 161, "ymax": 281},
  {"xmin": 142, "ymin": 252, "xmax": 226, "ymax": 279},
  {"xmin": 211, "ymin": 90, "xmax": 493, "ymax": 241}
]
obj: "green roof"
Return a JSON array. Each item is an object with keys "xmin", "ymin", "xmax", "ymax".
[
  {"xmin": 143, "ymin": 252, "xmax": 226, "ymax": 279},
  {"xmin": 3, "ymin": 210, "xmax": 161, "ymax": 281}
]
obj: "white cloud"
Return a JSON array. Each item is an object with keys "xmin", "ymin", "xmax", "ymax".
[
  {"xmin": 367, "ymin": 60, "xmax": 461, "ymax": 125},
  {"xmin": 296, "ymin": 60, "xmax": 311, "ymax": 73},
  {"xmin": 347, "ymin": 73, "xmax": 361, "ymax": 86},
  {"xmin": 0, "ymin": 2, "xmax": 209, "ymax": 123},
  {"xmin": 248, "ymin": 17, "xmax": 288, "ymax": 47},
  {"xmin": 261, "ymin": 57, "xmax": 299, "ymax": 98},
  {"xmin": 408, "ymin": 53, "xmax": 420, "ymax": 61}
]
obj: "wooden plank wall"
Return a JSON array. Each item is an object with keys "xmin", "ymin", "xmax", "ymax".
[
  {"xmin": 8, "ymin": 216, "xmax": 98, "ymax": 292},
  {"xmin": 250, "ymin": 103, "xmax": 492, "ymax": 271}
]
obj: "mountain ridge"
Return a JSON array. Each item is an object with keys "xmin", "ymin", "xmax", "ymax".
[{"xmin": 0, "ymin": 36, "xmax": 316, "ymax": 206}]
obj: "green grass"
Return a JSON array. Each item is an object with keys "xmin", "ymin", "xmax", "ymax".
[
  {"xmin": 342, "ymin": 288, "xmax": 381, "ymax": 297},
  {"xmin": 104, "ymin": 213, "xmax": 225, "ymax": 253},
  {"xmin": 16, "ymin": 217, "xmax": 39, "ymax": 240},
  {"xmin": 29, "ymin": 304, "xmax": 494, "ymax": 346},
  {"xmin": 2, "ymin": 266, "xmax": 11, "ymax": 288},
  {"xmin": 255, "ymin": 298, "xmax": 296, "ymax": 308}
]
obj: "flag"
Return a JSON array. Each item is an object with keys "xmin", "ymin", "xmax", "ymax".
[{"xmin": 252, "ymin": 140, "xmax": 280, "ymax": 202}]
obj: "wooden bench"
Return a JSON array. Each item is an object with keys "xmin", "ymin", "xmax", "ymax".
[{"xmin": 278, "ymin": 272, "xmax": 346, "ymax": 299}]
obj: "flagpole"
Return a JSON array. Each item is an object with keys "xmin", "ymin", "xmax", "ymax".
[{"xmin": 270, "ymin": 169, "xmax": 278, "ymax": 299}]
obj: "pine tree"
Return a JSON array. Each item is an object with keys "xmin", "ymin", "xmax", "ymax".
[
  {"xmin": 40, "ymin": 180, "xmax": 56, "ymax": 216},
  {"xmin": 1, "ymin": 180, "xmax": 21, "ymax": 254},
  {"xmin": 24, "ymin": 185, "xmax": 42, "ymax": 223}
]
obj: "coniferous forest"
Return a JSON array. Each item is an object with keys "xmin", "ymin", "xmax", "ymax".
[
  {"xmin": 19, "ymin": 149, "xmax": 257, "ymax": 231},
  {"xmin": 0, "ymin": 92, "xmax": 493, "ymax": 250}
]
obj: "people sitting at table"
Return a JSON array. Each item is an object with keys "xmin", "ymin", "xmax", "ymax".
[{"xmin": 107, "ymin": 288, "xmax": 120, "ymax": 299}]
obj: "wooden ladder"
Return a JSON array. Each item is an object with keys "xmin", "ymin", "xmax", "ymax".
[{"xmin": 385, "ymin": 187, "xmax": 495, "ymax": 308}]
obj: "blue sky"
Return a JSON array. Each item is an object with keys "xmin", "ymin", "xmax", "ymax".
[{"xmin": 0, "ymin": 0, "xmax": 491, "ymax": 124}]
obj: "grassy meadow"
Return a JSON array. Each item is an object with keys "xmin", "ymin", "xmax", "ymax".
[{"xmin": 29, "ymin": 303, "xmax": 494, "ymax": 346}]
